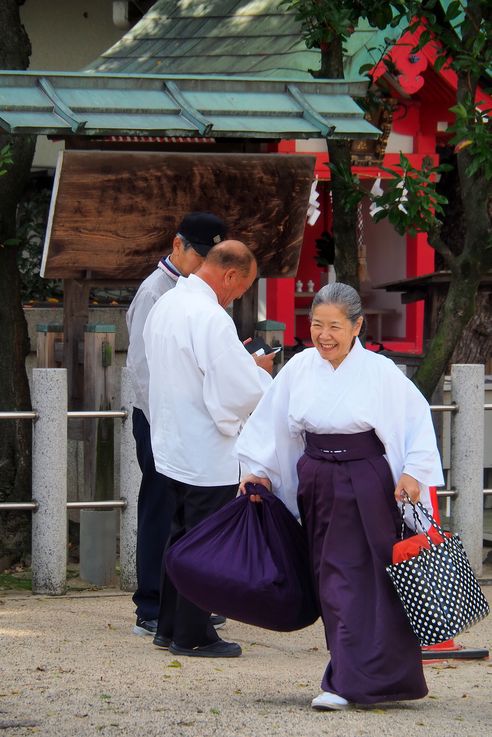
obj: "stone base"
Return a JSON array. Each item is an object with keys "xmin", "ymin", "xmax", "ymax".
[{"xmin": 79, "ymin": 509, "xmax": 118, "ymax": 587}]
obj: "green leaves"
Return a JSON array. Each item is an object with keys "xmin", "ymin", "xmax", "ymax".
[
  {"xmin": 370, "ymin": 154, "xmax": 450, "ymax": 237},
  {"xmin": 15, "ymin": 187, "xmax": 62, "ymax": 301},
  {"xmin": 327, "ymin": 153, "xmax": 451, "ymax": 238},
  {"xmin": 280, "ymin": 1, "xmax": 406, "ymax": 46},
  {"xmin": 449, "ymin": 98, "xmax": 492, "ymax": 180},
  {"xmin": 0, "ymin": 144, "xmax": 13, "ymax": 177},
  {"xmin": 280, "ymin": 0, "xmax": 358, "ymax": 45},
  {"xmin": 327, "ymin": 161, "xmax": 365, "ymax": 210}
]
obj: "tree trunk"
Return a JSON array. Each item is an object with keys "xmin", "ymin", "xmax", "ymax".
[
  {"xmin": 413, "ymin": 269, "xmax": 481, "ymax": 401},
  {"xmin": 0, "ymin": 0, "xmax": 36, "ymax": 568},
  {"xmin": 451, "ymin": 291, "xmax": 492, "ymax": 365},
  {"xmin": 328, "ymin": 140, "xmax": 360, "ymax": 289},
  {"xmin": 431, "ymin": 147, "xmax": 491, "ymax": 366},
  {"xmin": 320, "ymin": 37, "xmax": 359, "ymax": 290},
  {"xmin": 415, "ymin": 18, "xmax": 492, "ymax": 398}
]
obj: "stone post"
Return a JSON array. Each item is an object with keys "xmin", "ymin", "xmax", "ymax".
[
  {"xmin": 31, "ymin": 369, "xmax": 68, "ymax": 594},
  {"xmin": 451, "ymin": 364, "xmax": 484, "ymax": 575}
]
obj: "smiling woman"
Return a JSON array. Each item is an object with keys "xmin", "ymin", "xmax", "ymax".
[
  {"xmin": 309, "ymin": 287, "xmax": 363, "ymax": 369},
  {"xmin": 236, "ymin": 281, "xmax": 444, "ymax": 711}
]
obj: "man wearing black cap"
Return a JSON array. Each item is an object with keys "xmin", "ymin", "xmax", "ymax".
[{"xmin": 126, "ymin": 212, "xmax": 227, "ymax": 637}]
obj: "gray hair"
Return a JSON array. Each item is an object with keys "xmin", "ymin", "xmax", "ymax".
[
  {"xmin": 310, "ymin": 282, "xmax": 363, "ymax": 325},
  {"xmin": 177, "ymin": 234, "xmax": 194, "ymax": 251}
]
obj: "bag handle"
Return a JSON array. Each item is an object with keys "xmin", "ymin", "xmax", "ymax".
[{"xmin": 400, "ymin": 493, "xmax": 447, "ymax": 546}]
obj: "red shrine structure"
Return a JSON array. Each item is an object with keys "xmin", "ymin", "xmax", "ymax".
[{"xmin": 265, "ymin": 23, "xmax": 492, "ymax": 352}]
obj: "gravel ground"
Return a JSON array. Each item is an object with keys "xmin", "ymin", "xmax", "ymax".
[{"xmin": 1, "ymin": 586, "xmax": 491, "ymax": 737}]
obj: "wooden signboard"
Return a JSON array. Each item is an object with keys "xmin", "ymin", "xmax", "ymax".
[{"xmin": 41, "ymin": 151, "xmax": 315, "ymax": 280}]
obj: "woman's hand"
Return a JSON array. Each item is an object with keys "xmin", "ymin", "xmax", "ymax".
[
  {"xmin": 239, "ymin": 474, "xmax": 272, "ymax": 502},
  {"xmin": 394, "ymin": 473, "xmax": 420, "ymax": 504}
]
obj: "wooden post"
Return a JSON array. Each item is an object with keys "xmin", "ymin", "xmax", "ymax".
[
  {"xmin": 36, "ymin": 323, "xmax": 64, "ymax": 368},
  {"xmin": 63, "ymin": 279, "xmax": 91, "ymax": 411},
  {"xmin": 79, "ymin": 324, "xmax": 118, "ymax": 587},
  {"xmin": 255, "ymin": 318, "xmax": 286, "ymax": 375},
  {"xmin": 83, "ymin": 324, "xmax": 116, "ymax": 502},
  {"xmin": 233, "ymin": 281, "xmax": 258, "ymax": 341}
]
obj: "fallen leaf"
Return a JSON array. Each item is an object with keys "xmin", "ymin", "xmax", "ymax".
[
  {"xmin": 454, "ymin": 139, "xmax": 473, "ymax": 153},
  {"xmin": 168, "ymin": 660, "xmax": 182, "ymax": 668}
]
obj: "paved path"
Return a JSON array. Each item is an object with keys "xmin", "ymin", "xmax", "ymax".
[{"xmin": 1, "ymin": 585, "xmax": 491, "ymax": 737}]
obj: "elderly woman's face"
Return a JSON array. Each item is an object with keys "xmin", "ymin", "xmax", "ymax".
[{"xmin": 310, "ymin": 303, "xmax": 362, "ymax": 368}]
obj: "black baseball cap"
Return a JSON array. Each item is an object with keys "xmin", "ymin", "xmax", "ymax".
[{"xmin": 177, "ymin": 212, "xmax": 228, "ymax": 257}]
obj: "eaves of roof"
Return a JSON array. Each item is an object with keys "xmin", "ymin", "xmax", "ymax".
[{"xmin": 0, "ymin": 70, "xmax": 379, "ymax": 140}]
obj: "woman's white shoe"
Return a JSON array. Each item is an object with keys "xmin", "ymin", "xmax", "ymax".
[{"xmin": 311, "ymin": 691, "xmax": 351, "ymax": 711}]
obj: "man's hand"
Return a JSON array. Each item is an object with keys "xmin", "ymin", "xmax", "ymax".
[
  {"xmin": 253, "ymin": 350, "xmax": 276, "ymax": 374},
  {"xmin": 394, "ymin": 473, "xmax": 420, "ymax": 504}
]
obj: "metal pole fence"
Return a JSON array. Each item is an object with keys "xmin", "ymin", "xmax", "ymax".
[
  {"xmin": 0, "ymin": 366, "xmax": 490, "ymax": 588},
  {"xmin": 0, "ymin": 369, "xmax": 137, "ymax": 594}
]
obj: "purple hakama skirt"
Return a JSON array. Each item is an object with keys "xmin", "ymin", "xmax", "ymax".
[{"xmin": 297, "ymin": 429, "xmax": 427, "ymax": 704}]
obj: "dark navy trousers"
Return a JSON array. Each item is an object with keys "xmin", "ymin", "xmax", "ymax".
[
  {"xmin": 131, "ymin": 407, "xmax": 173, "ymax": 621},
  {"xmin": 156, "ymin": 477, "xmax": 238, "ymax": 648}
]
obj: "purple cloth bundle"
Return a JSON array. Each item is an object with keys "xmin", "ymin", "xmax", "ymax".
[{"xmin": 165, "ymin": 483, "xmax": 319, "ymax": 631}]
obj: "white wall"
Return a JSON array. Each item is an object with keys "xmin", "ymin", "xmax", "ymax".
[
  {"xmin": 21, "ymin": 0, "xmax": 123, "ymax": 72},
  {"xmin": 20, "ymin": 0, "xmax": 126, "ymax": 170},
  {"xmin": 361, "ymin": 191, "xmax": 407, "ymax": 339}
]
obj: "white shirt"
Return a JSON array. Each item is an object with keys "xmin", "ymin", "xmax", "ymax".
[
  {"xmin": 143, "ymin": 273, "xmax": 272, "ymax": 486},
  {"xmin": 126, "ymin": 264, "xmax": 178, "ymax": 420},
  {"xmin": 236, "ymin": 339, "xmax": 444, "ymax": 528}
]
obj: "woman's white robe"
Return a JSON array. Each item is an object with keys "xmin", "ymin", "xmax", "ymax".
[{"xmin": 236, "ymin": 339, "xmax": 444, "ymax": 528}]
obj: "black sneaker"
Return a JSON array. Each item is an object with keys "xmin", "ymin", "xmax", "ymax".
[
  {"xmin": 133, "ymin": 617, "xmax": 157, "ymax": 636},
  {"xmin": 168, "ymin": 638, "xmax": 242, "ymax": 658},
  {"xmin": 210, "ymin": 614, "xmax": 226, "ymax": 629},
  {"xmin": 153, "ymin": 634, "xmax": 172, "ymax": 649}
]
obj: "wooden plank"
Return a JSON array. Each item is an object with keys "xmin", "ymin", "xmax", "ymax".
[
  {"xmin": 36, "ymin": 327, "xmax": 63, "ymax": 368},
  {"xmin": 42, "ymin": 151, "xmax": 315, "ymax": 280},
  {"xmin": 63, "ymin": 279, "xmax": 90, "ymax": 412},
  {"xmin": 83, "ymin": 327, "xmax": 116, "ymax": 502},
  {"xmin": 233, "ymin": 282, "xmax": 258, "ymax": 342}
]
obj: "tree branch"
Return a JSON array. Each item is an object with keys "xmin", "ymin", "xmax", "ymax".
[{"xmin": 426, "ymin": 226, "xmax": 459, "ymax": 272}]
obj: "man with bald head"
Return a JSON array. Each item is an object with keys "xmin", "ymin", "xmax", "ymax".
[{"xmin": 143, "ymin": 240, "xmax": 273, "ymax": 657}]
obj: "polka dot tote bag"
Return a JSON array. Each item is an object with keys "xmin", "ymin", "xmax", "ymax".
[{"xmin": 386, "ymin": 500, "xmax": 490, "ymax": 646}]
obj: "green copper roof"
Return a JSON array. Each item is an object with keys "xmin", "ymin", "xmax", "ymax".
[
  {"xmin": 86, "ymin": 1, "xmax": 405, "ymax": 81},
  {"xmin": 0, "ymin": 1, "xmax": 409, "ymax": 140},
  {"xmin": 86, "ymin": 0, "xmax": 319, "ymax": 79},
  {"xmin": 0, "ymin": 70, "xmax": 379, "ymax": 139}
]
